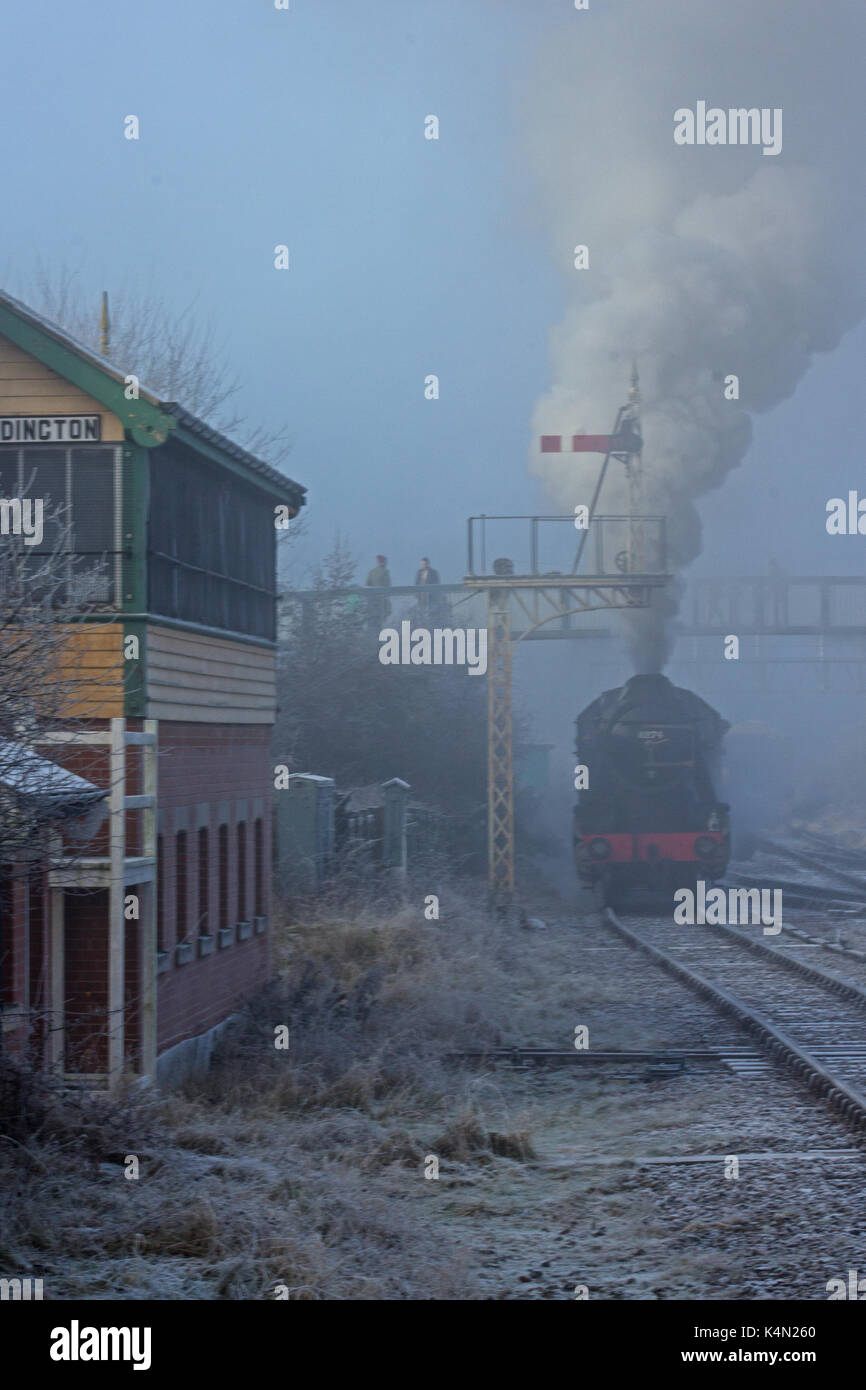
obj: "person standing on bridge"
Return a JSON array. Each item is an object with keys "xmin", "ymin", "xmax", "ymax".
[
  {"xmin": 366, "ymin": 554, "xmax": 391, "ymax": 588},
  {"xmin": 415, "ymin": 556, "xmax": 443, "ymax": 620},
  {"xmin": 365, "ymin": 554, "xmax": 391, "ymax": 626},
  {"xmin": 414, "ymin": 556, "xmax": 440, "ymax": 587}
]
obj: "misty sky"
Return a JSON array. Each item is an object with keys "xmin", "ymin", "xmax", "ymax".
[{"xmin": 2, "ymin": 0, "xmax": 864, "ymax": 594}]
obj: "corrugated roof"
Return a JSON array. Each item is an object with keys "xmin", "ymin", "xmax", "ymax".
[
  {"xmin": 0, "ymin": 289, "xmax": 305, "ymax": 504},
  {"xmin": 337, "ymin": 780, "xmax": 410, "ymax": 812},
  {"xmin": 0, "ymin": 740, "xmax": 106, "ymax": 810},
  {"xmin": 338, "ymin": 784, "xmax": 385, "ymax": 812},
  {"xmin": 164, "ymin": 401, "xmax": 303, "ymax": 501}
]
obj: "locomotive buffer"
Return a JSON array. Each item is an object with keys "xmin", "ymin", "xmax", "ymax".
[{"xmin": 467, "ymin": 372, "xmax": 672, "ymax": 909}]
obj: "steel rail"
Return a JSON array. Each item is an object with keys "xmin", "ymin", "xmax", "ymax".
[{"xmin": 604, "ymin": 908, "xmax": 866, "ymax": 1136}]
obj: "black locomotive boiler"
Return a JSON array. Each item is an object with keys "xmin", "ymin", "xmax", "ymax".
[{"xmin": 574, "ymin": 673, "xmax": 730, "ymax": 907}]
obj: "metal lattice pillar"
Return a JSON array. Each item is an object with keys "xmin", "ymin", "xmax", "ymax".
[{"xmin": 488, "ymin": 590, "xmax": 514, "ymax": 905}]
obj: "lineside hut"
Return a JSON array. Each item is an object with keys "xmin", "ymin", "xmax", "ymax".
[{"xmin": 0, "ymin": 291, "xmax": 305, "ymax": 1089}]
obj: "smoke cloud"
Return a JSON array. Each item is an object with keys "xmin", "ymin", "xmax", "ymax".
[{"xmin": 524, "ymin": 0, "xmax": 866, "ymax": 671}]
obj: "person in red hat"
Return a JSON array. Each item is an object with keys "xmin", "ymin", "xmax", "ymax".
[{"xmin": 366, "ymin": 554, "xmax": 390, "ymax": 587}]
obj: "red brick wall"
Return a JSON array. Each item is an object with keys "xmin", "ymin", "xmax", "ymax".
[
  {"xmin": 154, "ymin": 721, "xmax": 272, "ymax": 1055},
  {"xmin": 4, "ymin": 719, "xmax": 274, "ymax": 1073},
  {"xmin": 48, "ymin": 725, "xmax": 144, "ymax": 859}
]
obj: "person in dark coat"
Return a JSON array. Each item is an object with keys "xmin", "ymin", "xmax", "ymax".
[
  {"xmin": 414, "ymin": 556, "xmax": 440, "ymax": 587},
  {"xmin": 415, "ymin": 556, "xmax": 443, "ymax": 618}
]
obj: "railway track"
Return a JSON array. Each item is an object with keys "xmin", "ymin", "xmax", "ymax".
[
  {"xmin": 448, "ymin": 1045, "xmax": 768, "ymax": 1075},
  {"xmin": 605, "ymin": 908, "xmax": 866, "ymax": 1136},
  {"xmin": 724, "ymin": 874, "xmax": 866, "ymax": 912},
  {"xmin": 798, "ymin": 829, "xmax": 866, "ymax": 872},
  {"xmin": 724, "ymin": 832, "xmax": 866, "ymax": 914},
  {"xmin": 749, "ymin": 833, "xmax": 866, "ymax": 898}
]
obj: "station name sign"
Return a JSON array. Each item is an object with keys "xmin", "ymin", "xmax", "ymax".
[{"xmin": 0, "ymin": 415, "xmax": 101, "ymax": 443}]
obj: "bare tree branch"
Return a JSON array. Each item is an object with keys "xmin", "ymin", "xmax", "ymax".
[{"xmin": 17, "ymin": 263, "xmax": 295, "ymax": 467}]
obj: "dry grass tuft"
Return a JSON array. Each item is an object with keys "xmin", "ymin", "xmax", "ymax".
[
  {"xmin": 0, "ymin": 881, "xmax": 598, "ymax": 1298},
  {"xmin": 431, "ymin": 1106, "xmax": 537, "ymax": 1164}
]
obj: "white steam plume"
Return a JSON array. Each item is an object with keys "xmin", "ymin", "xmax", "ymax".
[{"xmin": 524, "ymin": 0, "xmax": 866, "ymax": 671}]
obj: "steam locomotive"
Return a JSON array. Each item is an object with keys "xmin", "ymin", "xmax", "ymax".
[{"xmin": 574, "ymin": 673, "xmax": 730, "ymax": 907}]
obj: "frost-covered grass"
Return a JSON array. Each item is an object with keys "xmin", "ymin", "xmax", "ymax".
[{"xmin": 0, "ymin": 883, "xmax": 599, "ymax": 1299}]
